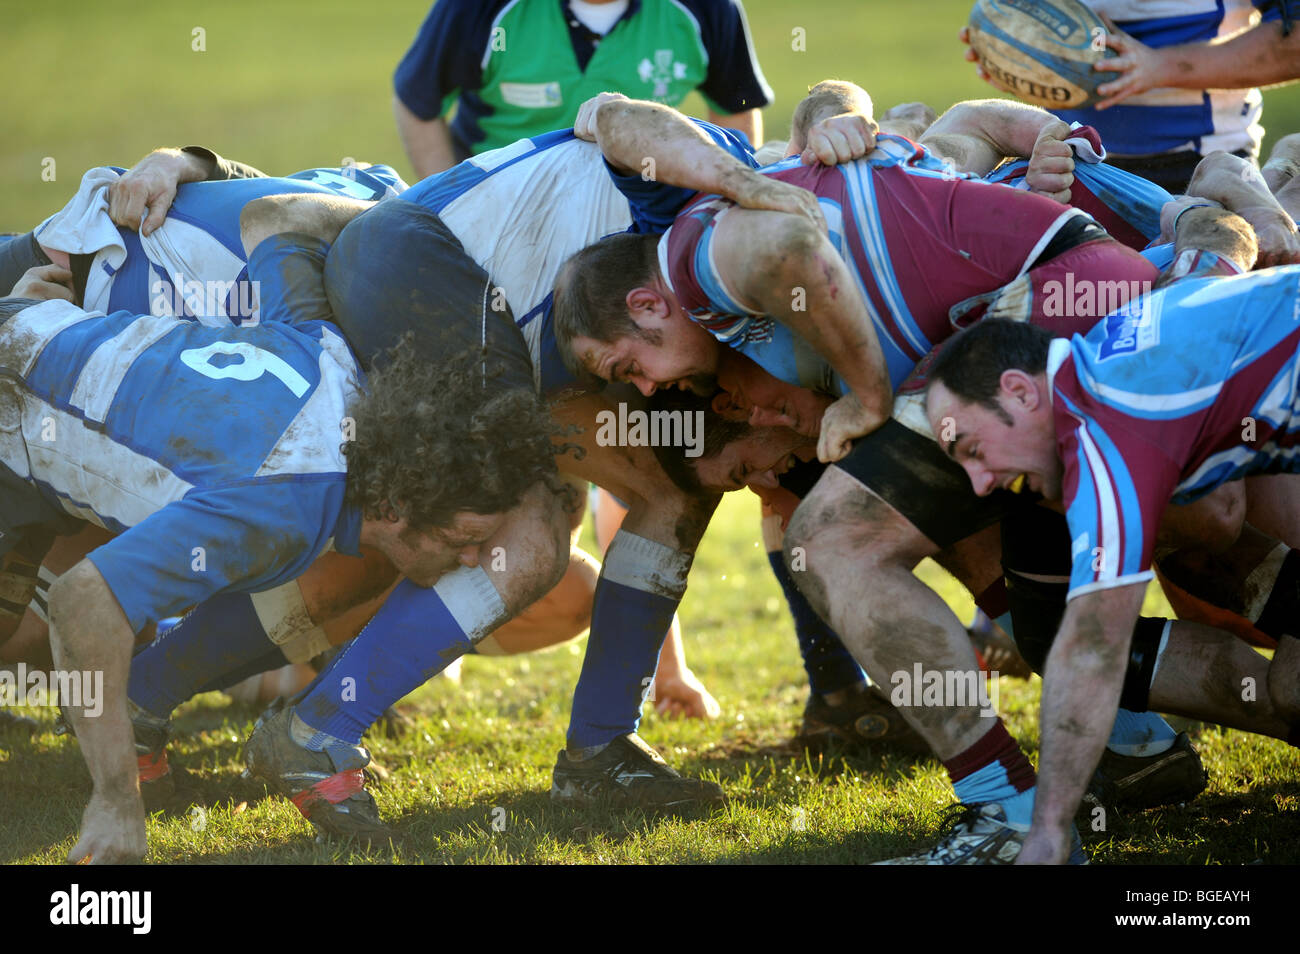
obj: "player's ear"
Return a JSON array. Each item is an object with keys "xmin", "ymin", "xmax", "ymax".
[
  {"xmin": 999, "ymin": 369, "xmax": 1040, "ymax": 411},
  {"xmin": 626, "ymin": 286, "xmax": 668, "ymax": 323}
]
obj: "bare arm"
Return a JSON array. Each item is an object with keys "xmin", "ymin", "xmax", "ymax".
[
  {"xmin": 706, "ymin": 107, "xmax": 763, "ymax": 147},
  {"xmin": 1017, "ymin": 582, "xmax": 1147, "ymax": 865},
  {"xmin": 50, "ymin": 559, "xmax": 146, "ymax": 864},
  {"xmin": 1165, "ymin": 205, "xmax": 1259, "ymax": 272},
  {"xmin": 588, "ymin": 96, "xmax": 826, "ymax": 231},
  {"xmin": 240, "ymin": 192, "xmax": 375, "ymax": 255},
  {"xmin": 921, "ymin": 99, "xmax": 1058, "ymax": 175},
  {"xmin": 1262, "ymin": 132, "xmax": 1300, "ymax": 194},
  {"xmin": 393, "ymin": 95, "xmax": 458, "ymax": 180},
  {"xmin": 1186, "ymin": 152, "xmax": 1300, "ymax": 267},
  {"xmin": 709, "ymin": 208, "xmax": 892, "ymax": 461},
  {"xmin": 1096, "ymin": 18, "xmax": 1300, "ymax": 110}
]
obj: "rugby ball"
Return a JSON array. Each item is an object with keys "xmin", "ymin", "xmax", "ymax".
[{"xmin": 968, "ymin": 0, "xmax": 1120, "ymax": 109}]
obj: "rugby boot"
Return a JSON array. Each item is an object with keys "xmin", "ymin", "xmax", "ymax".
[
  {"xmin": 797, "ymin": 683, "xmax": 931, "ymax": 756},
  {"xmin": 874, "ymin": 802, "xmax": 1088, "ymax": 865},
  {"xmin": 243, "ymin": 697, "xmax": 390, "ymax": 845},
  {"xmin": 551, "ymin": 733, "xmax": 725, "ymax": 810},
  {"xmin": 129, "ymin": 700, "xmax": 176, "ymax": 808},
  {"xmin": 1079, "ymin": 731, "xmax": 1207, "ymax": 819}
]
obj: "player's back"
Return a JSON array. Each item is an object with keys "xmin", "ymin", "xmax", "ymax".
[
  {"xmin": 36, "ymin": 165, "xmax": 405, "ymax": 324},
  {"xmin": 1065, "ymin": 266, "xmax": 1300, "ymax": 497},
  {"xmin": 0, "ymin": 298, "xmax": 361, "ymax": 532}
]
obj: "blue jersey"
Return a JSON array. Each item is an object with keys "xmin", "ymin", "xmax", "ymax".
[
  {"xmin": 35, "ymin": 165, "xmax": 406, "ymax": 325},
  {"xmin": 398, "ymin": 123, "xmax": 756, "ymax": 392},
  {"xmin": 0, "ymin": 298, "xmax": 365, "ymax": 630},
  {"xmin": 1050, "ymin": 266, "xmax": 1300, "ymax": 598}
]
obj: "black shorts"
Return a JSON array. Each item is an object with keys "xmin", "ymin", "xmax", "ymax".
[
  {"xmin": 831, "ymin": 418, "xmax": 1022, "ymax": 549},
  {"xmin": 322, "ymin": 198, "xmax": 533, "ymax": 393}
]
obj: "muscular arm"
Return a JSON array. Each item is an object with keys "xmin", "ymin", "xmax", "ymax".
[
  {"xmin": 393, "ymin": 95, "xmax": 458, "ymax": 181},
  {"xmin": 1185, "ymin": 151, "xmax": 1300, "ymax": 267},
  {"xmin": 921, "ymin": 99, "xmax": 1057, "ymax": 175},
  {"xmin": 593, "ymin": 98, "xmax": 815, "ymax": 214},
  {"xmin": 49, "ymin": 559, "xmax": 146, "ymax": 864},
  {"xmin": 1018, "ymin": 582, "xmax": 1147, "ymax": 864},
  {"xmin": 1098, "ymin": 18, "xmax": 1300, "ymax": 109},
  {"xmin": 240, "ymin": 193, "xmax": 375, "ymax": 254},
  {"xmin": 709, "ymin": 209, "xmax": 892, "ymax": 457}
]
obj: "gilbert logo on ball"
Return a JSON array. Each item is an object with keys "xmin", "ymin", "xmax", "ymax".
[{"xmin": 968, "ymin": 0, "xmax": 1119, "ymax": 108}]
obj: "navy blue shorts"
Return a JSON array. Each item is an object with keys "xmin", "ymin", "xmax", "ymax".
[{"xmin": 323, "ymin": 198, "xmax": 533, "ymax": 393}]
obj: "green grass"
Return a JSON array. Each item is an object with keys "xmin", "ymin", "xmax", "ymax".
[
  {"xmin": 4, "ymin": 0, "xmax": 1299, "ymax": 228},
  {"xmin": 2, "ymin": 0, "xmax": 1298, "ymax": 865},
  {"xmin": 3, "ymin": 492, "xmax": 1297, "ymax": 864}
]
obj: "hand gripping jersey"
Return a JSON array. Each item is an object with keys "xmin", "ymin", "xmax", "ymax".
[
  {"xmin": 34, "ymin": 164, "xmax": 406, "ymax": 325},
  {"xmin": 984, "ymin": 125, "xmax": 1173, "ymax": 250},
  {"xmin": 662, "ymin": 135, "xmax": 1087, "ymax": 392},
  {"xmin": 0, "ymin": 298, "xmax": 364, "ymax": 630},
  {"xmin": 1050, "ymin": 265, "xmax": 1300, "ymax": 599},
  {"xmin": 397, "ymin": 123, "xmax": 756, "ymax": 392}
]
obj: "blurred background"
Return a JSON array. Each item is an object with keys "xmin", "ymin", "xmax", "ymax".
[{"xmin": 7, "ymin": 0, "xmax": 1299, "ymax": 226}]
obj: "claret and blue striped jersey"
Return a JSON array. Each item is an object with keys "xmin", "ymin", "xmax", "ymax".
[
  {"xmin": 0, "ymin": 298, "xmax": 364, "ymax": 631},
  {"xmin": 983, "ymin": 125, "xmax": 1173, "ymax": 250},
  {"xmin": 398, "ymin": 122, "xmax": 756, "ymax": 392},
  {"xmin": 1051, "ymin": 265, "xmax": 1300, "ymax": 599},
  {"xmin": 662, "ymin": 135, "xmax": 1085, "ymax": 392},
  {"xmin": 35, "ymin": 164, "xmax": 407, "ymax": 325}
]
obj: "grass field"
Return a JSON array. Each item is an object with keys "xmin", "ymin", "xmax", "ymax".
[
  {"xmin": 2, "ymin": 1, "xmax": 1299, "ymax": 866},
  {"xmin": 3, "ymin": 492, "xmax": 1298, "ymax": 865}
]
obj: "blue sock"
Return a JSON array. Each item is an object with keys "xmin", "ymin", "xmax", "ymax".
[
  {"xmin": 566, "ymin": 532, "xmax": 690, "ymax": 751},
  {"xmin": 766, "ymin": 549, "xmax": 865, "ymax": 695},
  {"xmin": 1107, "ymin": 709, "xmax": 1177, "ymax": 756},
  {"xmin": 296, "ymin": 569, "xmax": 507, "ymax": 745},
  {"xmin": 128, "ymin": 593, "xmax": 282, "ymax": 717},
  {"xmin": 946, "ymin": 722, "xmax": 1037, "ymax": 826}
]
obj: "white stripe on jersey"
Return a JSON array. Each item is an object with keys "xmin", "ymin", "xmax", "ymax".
[
  {"xmin": 71, "ymin": 314, "xmax": 180, "ymax": 423},
  {"xmin": 22, "ymin": 399, "xmax": 194, "ymax": 529},
  {"xmin": 255, "ymin": 325, "xmax": 359, "ymax": 478},
  {"xmin": 1075, "ymin": 414, "xmax": 1124, "ymax": 582},
  {"xmin": 146, "ymin": 218, "xmax": 247, "ymax": 325},
  {"xmin": 0, "ymin": 299, "xmax": 101, "ymax": 377},
  {"xmin": 435, "ymin": 139, "xmax": 632, "ymax": 390}
]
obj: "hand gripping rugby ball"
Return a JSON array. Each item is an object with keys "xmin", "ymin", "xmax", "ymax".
[{"xmin": 968, "ymin": 0, "xmax": 1120, "ymax": 109}]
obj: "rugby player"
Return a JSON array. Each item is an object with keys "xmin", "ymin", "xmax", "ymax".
[
  {"xmin": 54, "ymin": 92, "xmax": 884, "ymax": 827},
  {"xmin": 0, "ymin": 286, "xmax": 570, "ymax": 864},
  {"xmin": 926, "ymin": 264, "xmax": 1300, "ymax": 863}
]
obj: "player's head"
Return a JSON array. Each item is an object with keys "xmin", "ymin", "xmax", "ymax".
[
  {"xmin": 344, "ymin": 346, "xmax": 568, "ymax": 584},
  {"xmin": 553, "ymin": 232, "xmax": 721, "ymax": 396},
  {"xmin": 924, "ymin": 319, "xmax": 1063, "ymax": 499},
  {"xmin": 649, "ymin": 389, "xmax": 817, "ymax": 494},
  {"xmin": 788, "ymin": 80, "xmax": 874, "ymax": 155}
]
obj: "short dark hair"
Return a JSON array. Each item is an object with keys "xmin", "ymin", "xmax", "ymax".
[
  {"xmin": 344, "ymin": 345, "xmax": 574, "ymax": 529},
  {"xmin": 552, "ymin": 232, "xmax": 662, "ymax": 384},
  {"xmin": 647, "ymin": 388, "xmax": 751, "ymax": 494},
  {"xmin": 926, "ymin": 319, "xmax": 1053, "ymax": 423}
]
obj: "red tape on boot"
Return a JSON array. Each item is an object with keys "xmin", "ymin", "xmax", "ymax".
[
  {"xmin": 137, "ymin": 750, "xmax": 171, "ymax": 783},
  {"xmin": 290, "ymin": 769, "xmax": 366, "ymax": 816}
]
